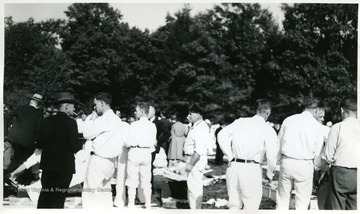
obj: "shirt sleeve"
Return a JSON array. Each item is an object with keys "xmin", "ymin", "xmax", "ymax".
[
  {"xmin": 82, "ymin": 116, "xmax": 111, "ymax": 140},
  {"xmin": 217, "ymin": 121, "xmax": 236, "ymax": 161},
  {"xmin": 276, "ymin": 120, "xmax": 287, "ymax": 161},
  {"xmin": 264, "ymin": 128, "xmax": 278, "ymax": 179},
  {"xmin": 322, "ymin": 124, "xmax": 340, "ymax": 164},
  {"xmin": 23, "ymin": 149, "xmax": 42, "ymax": 169},
  {"xmin": 36, "ymin": 119, "xmax": 49, "ymax": 149}
]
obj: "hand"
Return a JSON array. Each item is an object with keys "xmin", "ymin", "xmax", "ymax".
[
  {"xmin": 227, "ymin": 161, "xmax": 231, "ymax": 168},
  {"xmin": 185, "ymin": 164, "xmax": 194, "ymax": 172},
  {"xmin": 90, "ymin": 111, "xmax": 98, "ymax": 120},
  {"xmin": 265, "ymin": 173, "xmax": 273, "ymax": 184}
]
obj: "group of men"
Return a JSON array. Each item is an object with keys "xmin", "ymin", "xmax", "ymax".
[
  {"xmin": 217, "ymin": 96, "xmax": 358, "ymax": 210},
  {"xmin": 4, "ymin": 91, "xmax": 358, "ymax": 210},
  {"xmin": 3, "ymin": 91, "xmax": 204, "ymax": 209}
]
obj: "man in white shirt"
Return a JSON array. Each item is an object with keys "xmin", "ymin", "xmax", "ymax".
[
  {"xmin": 322, "ymin": 96, "xmax": 359, "ymax": 210},
  {"xmin": 218, "ymin": 99, "xmax": 278, "ymax": 210},
  {"xmin": 276, "ymin": 97, "xmax": 324, "ymax": 210},
  {"xmin": 81, "ymin": 92, "xmax": 127, "ymax": 208},
  {"xmin": 125, "ymin": 102, "xmax": 157, "ymax": 209},
  {"xmin": 183, "ymin": 103, "xmax": 208, "ymax": 209}
]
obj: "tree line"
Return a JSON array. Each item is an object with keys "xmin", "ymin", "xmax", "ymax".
[{"xmin": 4, "ymin": 3, "xmax": 357, "ymax": 123}]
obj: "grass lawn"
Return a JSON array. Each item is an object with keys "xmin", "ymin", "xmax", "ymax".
[{"xmin": 156, "ymin": 157, "xmax": 276, "ymax": 209}]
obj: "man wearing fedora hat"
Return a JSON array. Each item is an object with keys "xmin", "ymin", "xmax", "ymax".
[
  {"xmin": 183, "ymin": 103, "xmax": 209, "ymax": 209},
  {"xmin": 5, "ymin": 93, "xmax": 44, "ymax": 184},
  {"xmin": 36, "ymin": 92, "xmax": 82, "ymax": 208}
]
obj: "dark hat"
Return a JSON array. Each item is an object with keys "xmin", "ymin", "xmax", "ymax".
[
  {"xmin": 189, "ymin": 103, "xmax": 206, "ymax": 116},
  {"xmin": 51, "ymin": 92, "xmax": 78, "ymax": 105},
  {"xmin": 30, "ymin": 93, "xmax": 43, "ymax": 103}
]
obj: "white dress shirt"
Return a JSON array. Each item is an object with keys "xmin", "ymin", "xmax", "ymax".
[
  {"xmin": 82, "ymin": 109, "xmax": 127, "ymax": 158},
  {"xmin": 218, "ymin": 115, "xmax": 278, "ymax": 178},
  {"xmin": 278, "ymin": 111, "xmax": 323, "ymax": 160},
  {"xmin": 124, "ymin": 117, "xmax": 157, "ymax": 152},
  {"xmin": 323, "ymin": 117, "xmax": 360, "ymax": 168},
  {"xmin": 183, "ymin": 120, "xmax": 209, "ymax": 156}
]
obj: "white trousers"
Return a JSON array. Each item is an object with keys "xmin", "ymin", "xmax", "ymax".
[
  {"xmin": 125, "ymin": 148, "xmax": 152, "ymax": 205},
  {"xmin": 226, "ymin": 162, "xmax": 262, "ymax": 210},
  {"xmin": 82, "ymin": 155, "xmax": 116, "ymax": 208},
  {"xmin": 114, "ymin": 148, "xmax": 128, "ymax": 208},
  {"xmin": 276, "ymin": 156, "xmax": 314, "ymax": 210},
  {"xmin": 186, "ymin": 156, "xmax": 207, "ymax": 209}
]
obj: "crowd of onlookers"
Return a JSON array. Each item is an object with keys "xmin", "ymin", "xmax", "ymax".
[{"xmin": 3, "ymin": 92, "xmax": 358, "ymax": 210}]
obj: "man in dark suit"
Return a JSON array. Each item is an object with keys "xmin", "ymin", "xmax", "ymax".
[
  {"xmin": 5, "ymin": 93, "xmax": 44, "ymax": 182},
  {"xmin": 148, "ymin": 106, "xmax": 171, "ymax": 184},
  {"xmin": 36, "ymin": 92, "xmax": 82, "ymax": 208}
]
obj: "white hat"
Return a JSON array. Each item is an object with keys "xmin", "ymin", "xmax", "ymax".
[{"xmin": 30, "ymin": 93, "xmax": 43, "ymax": 103}]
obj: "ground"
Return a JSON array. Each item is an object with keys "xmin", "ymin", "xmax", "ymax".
[
  {"xmin": 153, "ymin": 156, "xmax": 277, "ymax": 209},
  {"xmin": 3, "ymin": 155, "xmax": 277, "ymax": 209}
]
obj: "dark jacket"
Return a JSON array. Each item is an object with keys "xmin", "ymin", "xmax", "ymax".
[
  {"xmin": 153, "ymin": 117, "xmax": 172, "ymax": 154},
  {"xmin": 6, "ymin": 105, "xmax": 43, "ymax": 148},
  {"xmin": 36, "ymin": 112, "xmax": 82, "ymax": 174}
]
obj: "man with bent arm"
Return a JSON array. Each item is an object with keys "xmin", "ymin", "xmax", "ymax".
[
  {"xmin": 218, "ymin": 99, "xmax": 278, "ymax": 210},
  {"xmin": 183, "ymin": 103, "xmax": 209, "ymax": 209},
  {"xmin": 82, "ymin": 92, "xmax": 127, "ymax": 208}
]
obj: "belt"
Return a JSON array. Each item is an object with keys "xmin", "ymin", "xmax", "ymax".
[
  {"xmin": 231, "ymin": 158, "xmax": 259, "ymax": 164},
  {"xmin": 282, "ymin": 154, "xmax": 313, "ymax": 161},
  {"xmin": 130, "ymin": 146, "xmax": 150, "ymax": 149},
  {"xmin": 89, "ymin": 152, "xmax": 116, "ymax": 160}
]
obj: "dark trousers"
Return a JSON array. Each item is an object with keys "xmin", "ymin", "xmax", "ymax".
[
  {"xmin": 325, "ymin": 166, "xmax": 357, "ymax": 210},
  {"xmin": 316, "ymin": 169, "xmax": 330, "ymax": 209},
  {"xmin": 6, "ymin": 142, "xmax": 34, "ymax": 173},
  {"xmin": 151, "ymin": 151, "xmax": 156, "ymax": 189},
  {"xmin": 37, "ymin": 170, "xmax": 72, "ymax": 209},
  {"xmin": 214, "ymin": 141, "xmax": 224, "ymax": 165},
  {"xmin": 6, "ymin": 143, "xmax": 34, "ymax": 185}
]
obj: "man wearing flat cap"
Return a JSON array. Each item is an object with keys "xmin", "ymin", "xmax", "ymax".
[
  {"xmin": 5, "ymin": 93, "xmax": 44, "ymax": 184},
  {"xmin": 36, "ymin": 92, "xmax": 82, "ymax": 208},
  {"xmin": 183, "ymin": 103, "xmax": 209, "ymax": 209}
]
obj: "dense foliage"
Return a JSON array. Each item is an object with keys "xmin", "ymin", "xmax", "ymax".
[{"xmin": 4, "ymin": 3, "xmax": 357, "ymax": 123}]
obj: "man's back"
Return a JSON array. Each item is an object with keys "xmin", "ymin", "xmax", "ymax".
[
  {"xmin": 127, "ymin": 117, "xmax": 157, "ymax": 149},
  {"xmin": 279, "ymin": 111, "xmax": 322, "ymax": 160},
  {"xmin": 37, "ymin": 112, "xmax": 81, "ymax": 174},
  {"xmin": 7, "ymin": 105, "xmax": 43, "ymax": 148},
  {"xmin": 323, "ymin": 117, "xmax": 360, "ymax": 168}
]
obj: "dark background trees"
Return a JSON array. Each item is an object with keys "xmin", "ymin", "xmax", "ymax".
[{"xmin": 4, "ymin": 3, "xmax": 357, "ymax": 123}]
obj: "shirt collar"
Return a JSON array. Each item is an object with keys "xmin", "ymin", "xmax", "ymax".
[
  {"xmin": 302, "ymin": 110, "xmax": 314, "ymax": 118},
  {"xmin": 140, "ymin": 117, "xmax": 149, "ymax": 121},
  {"xmin": 103, "ymin": 109, "xmax": 114, "ymax": 117},
  {"xmin": 343, "ymin": 117, "xmax": 358, "ymax": 122},
  {"xmin": 192, "ymin": 119, "xmax": 204, "ymax": 127},
  {"xmin": 253, "ymin": 114, "xmax": 265, "ymax": 122}
]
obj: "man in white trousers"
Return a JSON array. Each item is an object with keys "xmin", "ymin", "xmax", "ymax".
[
  {"xmin": 82, "ymin": 92, "xmax": 127, "ymax": 208},
  {"xmin": 183, "ymin": 103, "xmax": 208, "ymax": 209},
  {"xmin": 114, "ymin": 120, "xmax": 130, "ymax": 208},
  {"xmin": 276, "ymin": 96, "xmax": 324, "ymax": 210},
  {"xmin": 218, "ymin": 99, "xmax": 278, "ymax": 210},
  {"xmin": 125, "ymin": 102, "xmax": 157, "ymax": 209}
]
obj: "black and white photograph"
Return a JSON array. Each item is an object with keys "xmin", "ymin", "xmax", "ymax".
[{"xmin": 2, "ymin": 0, "xmax": 358, "ymax": 211}]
